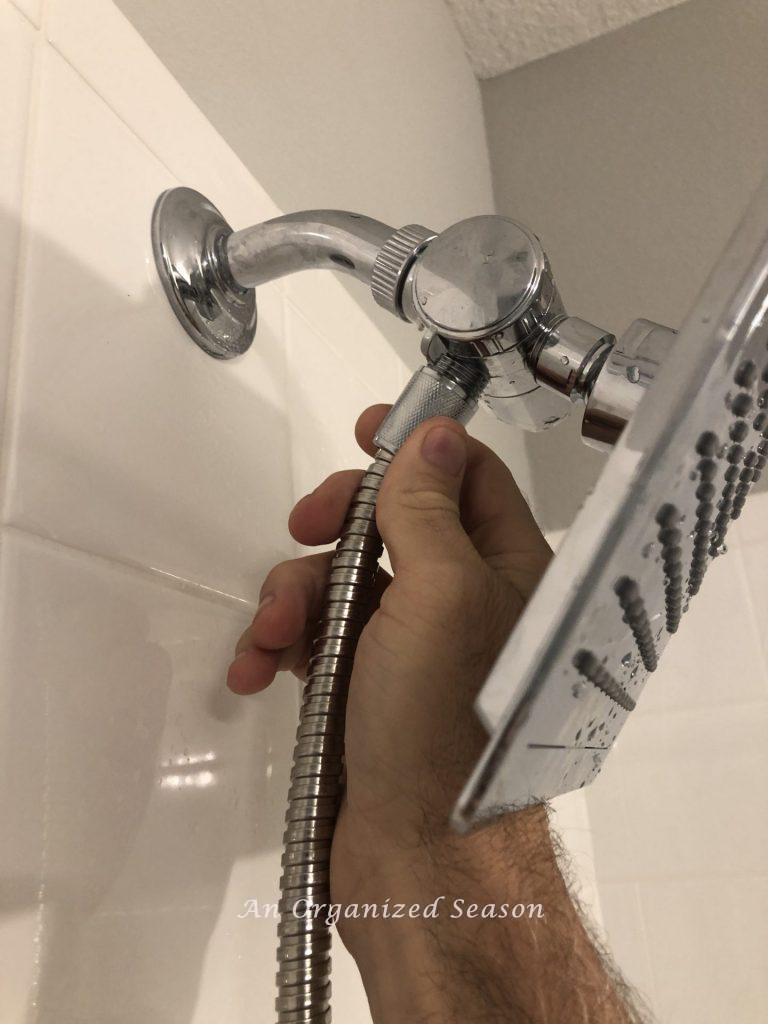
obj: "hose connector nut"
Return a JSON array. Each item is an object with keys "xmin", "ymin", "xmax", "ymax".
[
  {"xmin": 371, "ymin": 224, "xmax": 436, "ymax": 319},
  {"xmin": 374, "ymin": 356, "xmax": 487, "ymax": 454}
]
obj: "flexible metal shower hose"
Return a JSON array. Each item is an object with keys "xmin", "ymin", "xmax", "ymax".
[
  {"xmin": 275, "ymin": 449, "xmax": 392, "ymax": 1023},
  {"xmin": 275, "ymin": 355, "xmax": 485, "ymax": 1022}
]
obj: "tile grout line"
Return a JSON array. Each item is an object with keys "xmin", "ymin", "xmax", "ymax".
[
  {"xmin": 44, "ymin": 36, "xmax": 181, "ymax": 184},
  {"xmin": 41, "ymin": 31, "xmax": 293, "ymax": 313},
  {"xmin": 7, "ymin": 0, "xmax": 39, "ymax": 29},
  {"xmin": 0, "ymin": 27, "xmax": 252, "ymax": 618},
  {"xmin": 0, "ymin": 17, "xmax": 46, "ymax": 523},
  {"xmin": 629, "ymin": 880, "xmax": 660, "ymax": 1011},
  {"xmin": 8, "ymin": 20, "xmax": 52, "ymax": 1016},
  {"xmin": 730, "ymin": 540, "xmax": 768, "ymax": 687},
  {"xmin": 283, "ymin": 292, "xmax": 409, "ymax": 397},
  {"xmin": 279, "ymin": 297, "xmax": 303, "ymax": 558},
  {"xmin": 43, "ymin": 22, "xmax": 292, "ymax": 273},
  {"xmin": 1, "ymin": 523, "xmax": 255, "ymax": 612}
]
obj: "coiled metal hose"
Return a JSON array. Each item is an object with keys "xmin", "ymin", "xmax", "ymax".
[
  {"xmin": 275, "ymin": 356, "xmax": 486, "ymax": 1023},
  {"xmin": 275, "ymin": 450, "xmax": 391, "ymax": 1023}
]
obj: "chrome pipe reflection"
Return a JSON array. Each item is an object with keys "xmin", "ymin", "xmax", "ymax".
[{"xmin": 226, "ymin": 210, "xmax": 396, "ymax": 288}]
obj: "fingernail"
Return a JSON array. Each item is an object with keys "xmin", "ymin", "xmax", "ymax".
[
  {"xmin": 420, "ymin": 425, "xmax": 466, "ymax": 476},
  {"xmin": 254, "ymin": 593, "xmax": 275, "ymax": 620}
]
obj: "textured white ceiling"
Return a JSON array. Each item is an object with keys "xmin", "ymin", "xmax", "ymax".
[{"xmin": 444, "ymin": 0, "xmax": 689, "ymax": 79}]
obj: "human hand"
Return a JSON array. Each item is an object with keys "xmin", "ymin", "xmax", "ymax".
[
  {"xmin": 226, "ymin": 402, "xmax": 551, "ymax": 902},
  {"xmin": 226, "ymin": 405, "xmax": 646, "ymax": 1024}
]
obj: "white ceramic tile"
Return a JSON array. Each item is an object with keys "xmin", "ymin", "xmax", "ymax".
[
  {"xmin": 0, "ymin": 3, "xmax": 36, "ymax": 440},
  {"xmin": 45, "ymin": 0, "xmax": 281, "ymax": 231},
  {"xmin": 4, "ymin": 48, "xmax": 294, "ymax": 602},
  {"xmin": 0, "ymin": 906, "xmax": 40, "ymax": 1022},
  {"xmin": 583, "ymin": 758, "xmax": 641, "ymax": 884},
  {"xmin": 639, "ymin": 876, "xmax": 768, "ymax": 1024},
  {"xmin": 606, "ymin": 702, "xmax": 768, "ymax": 881},
  {"xmin": 595, "ymin": 882, "xmax": 657, "ymax": 1013},
  {"xmin": 285, "ymin": 274, "xmax": 408, "ymax": 403},
  {"xmin": 739, "ymin": 536, "xmax": 768, "ymax": 666},
  {"xmin": 0, "ymin": 528, "xmax": 298, "ymax": 1022},
  {"xmin": 549, "ymin": 789, "xmax": 603, "ymax": 925},
  {"xmin": 8, "ymin": 0, "xmax": 41, "ymax": 28},
  {"xmin": 635, "ymin": 544, "xmax": 768, "ymax": 715},
  {"xmin": 285, "ymin": 302, "xmax": 388, "ymax": 503}
]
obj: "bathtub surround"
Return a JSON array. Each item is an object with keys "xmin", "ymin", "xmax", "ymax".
[{"xmin": 0, "ymin": 0, "xmax": 384, "ymax": 1017}]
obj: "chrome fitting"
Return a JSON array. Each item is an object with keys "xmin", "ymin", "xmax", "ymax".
[
  {"xmin": 534, "ymin": 317, "xmax": 615, "ymax": 402},
  {"xmin": 152, "ymin": 188, "xmax": 675, "ymax": 446},
  {"xmin": 582, "ymin": 319, "xmax": 677, "ymax": 450},
  {"xmin": 374, "ymin": 353, "xmax": 487, "ymax": 454},
  {"xmin": 370, "ymin": 224, "xmax": 436, "ymax": 318}
]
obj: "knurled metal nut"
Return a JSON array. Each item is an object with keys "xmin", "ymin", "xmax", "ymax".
[{"xmin": 371, "ymin": 224, "xmax": 435, "ymax": 319}]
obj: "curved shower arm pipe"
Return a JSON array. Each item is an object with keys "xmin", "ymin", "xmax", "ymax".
[{"xmin": 225, "ymin": 210, "xmax": 401, "ymax": 289}]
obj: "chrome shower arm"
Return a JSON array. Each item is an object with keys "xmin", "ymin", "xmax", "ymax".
[
  {"xmin": 226, "ymin": 210, "xmax": 400, "ymax": 288},
  {"xmin": 152, "ymin": 187, "xmax": 675, "ymax": 446}
]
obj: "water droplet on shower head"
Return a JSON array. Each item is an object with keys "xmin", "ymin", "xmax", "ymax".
[{"xmin": 621, "ymin": 652, "xmax": 633, "ymax": 667}]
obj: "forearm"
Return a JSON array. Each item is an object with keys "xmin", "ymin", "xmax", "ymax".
[{"xmin": 344, "ymin": 807, "xmax": 645, "ymax": 1024}]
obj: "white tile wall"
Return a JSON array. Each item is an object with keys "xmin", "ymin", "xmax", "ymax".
[
  {"xmin": 0, "ymin": 3, "xmax": 35, "ymax": 435},
  {"xmin": 0, "ymin": 1, "xmax": 383, "ymax": 1019},
  {"xmin": 0, "ymin": 529, "xmax": 291, "ymax": 1022},
  {"xmin": 594, "ymin": 882, "xmax": 657, "ymax": 1012},
  {"xmin": 639, "ymin": 876, "xmax": 768, "ymax": 1024},
  {"xmin": 4, "ymin": 45, "xmax": 294, "ymax": 604}
]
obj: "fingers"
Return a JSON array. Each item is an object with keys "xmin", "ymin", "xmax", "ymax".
[
  {"xmin": 375, "ymin": 418, "xmax": 478, "ymax": 572},
  {"xmin": 227, "ymin": 552, "xmax": 332, "ymax": 694},
  {"xmin": 287, "ymin": 406, "xmax": 390, "ymax": 546},
  {"xmin": 355, "ymin": 404, "xmax": 391, "ymax": 457},
  {"xmin": 227, "ymin": 552, "xmax": 391, "ymax": 694},
  {"xmin": 289, "ymin": 470, "xmax": 365, "ymax": 546}
]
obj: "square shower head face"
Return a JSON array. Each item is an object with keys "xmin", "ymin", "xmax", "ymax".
[{"xmin": 454, "ymin": 178, "xmax": 768, "ymax": 831}]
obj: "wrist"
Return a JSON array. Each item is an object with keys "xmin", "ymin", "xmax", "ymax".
[{"xmin": 337, "ymin": 806, "xmax": 561, "ymax": 1015}]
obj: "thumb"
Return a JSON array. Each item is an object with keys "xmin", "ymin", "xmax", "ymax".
[{"xmin": 376, "ymin": 418, "xmax": 476, "ymax": 572}]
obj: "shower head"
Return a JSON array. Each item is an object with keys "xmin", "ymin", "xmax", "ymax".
[
  {"xmin": 456, "ymin": 178, "xmax": 768, "ymax": 828},
  {"xmin": 152, "ymin": 182, "xmax": 768, "ymax": 830}
]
